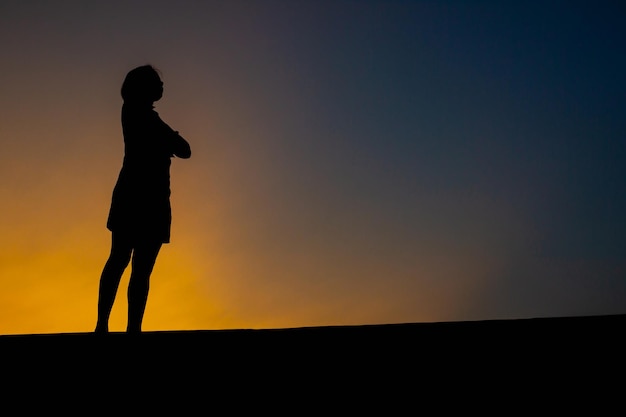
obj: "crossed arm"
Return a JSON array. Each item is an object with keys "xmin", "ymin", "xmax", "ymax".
[{"xmin": 171, "ymin": 131, "xmax": 191, "ymax": 159}]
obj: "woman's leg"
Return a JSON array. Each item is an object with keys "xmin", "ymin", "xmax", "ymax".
[
  {"xmin": 95, "ymin": 233, "xmax": 133, "ymax": 333},
  {"xmin": 126, "ymin": 240, "xmax": 162, "ymax": 333}
]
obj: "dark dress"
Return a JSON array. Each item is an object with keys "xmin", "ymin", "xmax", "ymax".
[{"xmin": 106, "ymin": 103, "xmax": 189, "ymax": 244}]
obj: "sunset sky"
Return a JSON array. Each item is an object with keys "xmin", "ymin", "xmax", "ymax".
[{"xmin": 1, "ymin": 0, "xmax": 625, "ymax": 334}]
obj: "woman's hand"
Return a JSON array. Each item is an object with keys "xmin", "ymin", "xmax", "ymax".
[{"xmin": 171, "ymin": 131, "xmax": 191, "ymax": 159}]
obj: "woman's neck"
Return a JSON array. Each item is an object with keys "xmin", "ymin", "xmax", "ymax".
[{"xmin": 124, "ymin": 99, "xmax": 154, "ymax": 108}]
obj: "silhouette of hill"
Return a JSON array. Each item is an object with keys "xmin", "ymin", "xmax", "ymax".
[{"xmin": 2, "ymin": 314, "xmax": 623, "ymax": 412}]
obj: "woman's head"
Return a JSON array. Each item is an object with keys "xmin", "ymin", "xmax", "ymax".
[{"xmin": 121, "ymin": 65, "xmax": 163, "ymax": 103}]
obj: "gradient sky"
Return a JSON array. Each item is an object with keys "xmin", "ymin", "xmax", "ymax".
[{"xmin": 1, "ymin": 0, "xmax": 625, "ymax": 334}]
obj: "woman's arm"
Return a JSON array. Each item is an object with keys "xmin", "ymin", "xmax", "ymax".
[
  {"xmin": 152, "ymin": 111, "xmax": 191, "ymax": 159},
  {"xmin": 171, "ymin": 131, "xmax": 191, "ymax": 159}
]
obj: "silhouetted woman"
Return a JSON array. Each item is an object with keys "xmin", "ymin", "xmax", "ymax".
[{"xmin": 95, "ymin": 65, "xmax": 191, "ymax": 333}]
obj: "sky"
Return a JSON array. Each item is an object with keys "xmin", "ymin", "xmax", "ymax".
[{"xmin": 1, "ymin": 0, "xmax": 625, "ymax": 334}]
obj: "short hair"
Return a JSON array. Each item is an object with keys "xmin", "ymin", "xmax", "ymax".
[{"xmin": 121, "ymin": 65, "xmax": 161, "ymax": 102}]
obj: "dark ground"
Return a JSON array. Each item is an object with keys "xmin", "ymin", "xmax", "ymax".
[{"xmin": 2, "ymin": 314, "xmax": 624, "ymax": 413}]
